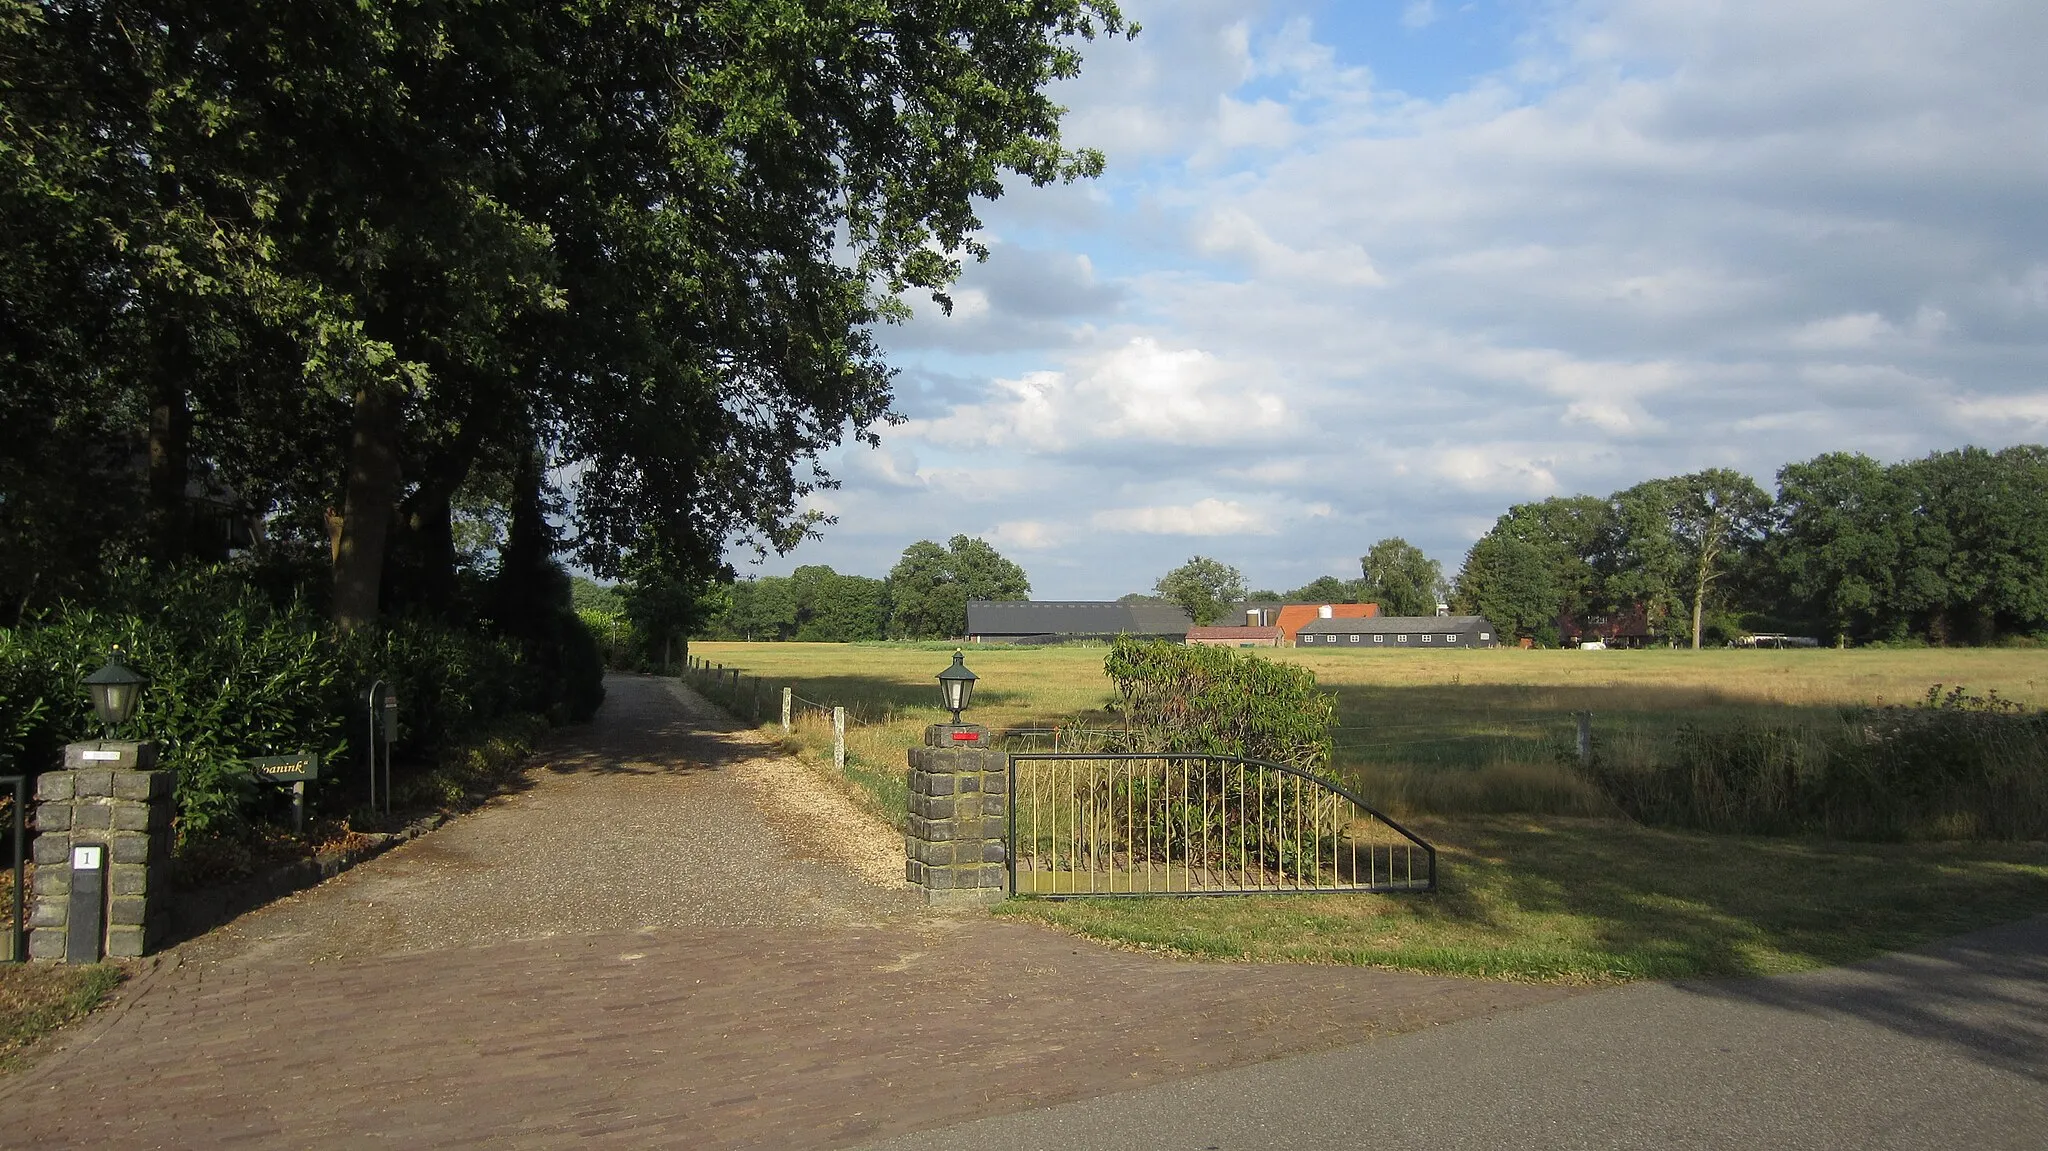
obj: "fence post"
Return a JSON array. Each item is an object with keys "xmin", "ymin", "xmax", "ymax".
[
  {"xmin": 833, "ymin": 706, "xmax": 846, "ymax": 772},
  {"xmin": 781, "ymin": 688, "xmax": 793, "ymax": 735},
  {"xmin": 1576, "ymin": 711, "xmax": 1593, "ymax": 768}
]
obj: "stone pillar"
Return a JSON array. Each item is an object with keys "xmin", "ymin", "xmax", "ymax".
[
  {"xmin": 29, "ymin": 742, "xmax": 174, "ymax": 961},
  {"xmin": 905, "ymin": 725, "xmax": 1009, "ymax": 907}
]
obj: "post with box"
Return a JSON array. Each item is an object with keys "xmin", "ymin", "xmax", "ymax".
[{"xmin": 904, "ymin": 652, "xmax": 1009, "ymax": 906}]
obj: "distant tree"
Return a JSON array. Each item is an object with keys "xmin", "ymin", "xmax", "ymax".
[
  {"xmin": 1895, "ymin": 445, "xmax": 2048, "ymax": 643},
  {"xmin": 1769, "ymin": 453, "xmax": 1906, "ymax": 645},
  {"xmin": 1484, "ymin": 496, "xmax": 1611, "ymax": 630},
  {"xmin": 887, "ymin": 536, "xmax": 1030, "ymax": 638},
  {"xmin": 1358, "ymin": 538, "xmax": 1444, "ymax": 617},
  {"xmin": 1154, "ymin": 556, "xmax": 1247, "ymax": 626},
  {"xmin": 1452, "ymin": 535, "xmax": 1558, "ymax": 644},
  {"xmin": 791, "ymin": 567, "xmax": 890, "ymax": 642},
  {"xmin": 1597, "ymin": 480, "xmax": 1687, "ymax": 641},
  {"xmin": 1280, "ymin": 575, "xmax": 1372, "ymax": 604},
  {"xmin": 1669, "ymin": 469, "xmax": 1771, "ymax": 649}
]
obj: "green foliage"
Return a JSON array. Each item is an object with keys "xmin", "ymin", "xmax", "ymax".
[
  {"xmin": 0, "ymin": 563, "xmax": 586, "ymax": 839},
  {"xmin": 887, "ymin": 536, "xmax": 1031, "ymax": 638},
  {"xmin": 1102, "ymin": 637, "xmax": 1334, "ymax": 772},
  {"xmin": 1451, "ymin": 534, "xmax": 1557, "ymax": 642},
  {"xmin": 1152, "ymin": 556, "xmax": 1247, "ymax": 626},
  {"xmin": 1359, "ymin": 538, "xmax": 1446, "ymax": 617}
]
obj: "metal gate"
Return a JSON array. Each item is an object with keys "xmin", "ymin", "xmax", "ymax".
[{"xmin": 1007, "ymin": 753, "xmax": 1435, "ymax": 898}]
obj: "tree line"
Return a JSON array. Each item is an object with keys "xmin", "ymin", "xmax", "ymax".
[
  {"xmin": 694, "ymin": 535, "xmax": 1029, "ymax": 641},
  {"xmin": 1451, "ymin": 446, "xmax": 2048, "ymax": 647}
]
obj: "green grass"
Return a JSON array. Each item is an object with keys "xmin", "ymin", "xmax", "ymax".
[
  {"xmin": 0, "ymin": 962, "xmax": 125, "ymax": 1071},
  {"xmin": 691, "ymin": 642, "xmax": 2048, "ymax": 820},
  {"xmin": 996, "ymin": 816, "xmax": 2048, "ymax": 982},
  {"xmin": 686, "ymin": 641, "xmax": 2048, "ymax": 982}
]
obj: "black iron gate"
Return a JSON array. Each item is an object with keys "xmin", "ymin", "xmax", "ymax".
[{"xmin": 1007, "ymin": 753, "xmax": 1436, "ymax": 898}]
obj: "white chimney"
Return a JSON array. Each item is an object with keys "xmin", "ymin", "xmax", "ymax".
[
  {"xmin": 1319, "ymin": 604, "xmax": 1334, "ymax": 619},
  {"xmin": 1436, "ymin": 602, "xmax": 1450, "ymax": 617}
]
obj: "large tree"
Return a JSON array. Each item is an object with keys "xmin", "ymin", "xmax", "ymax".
[
  {"xmin": 1669, "ymin": 468, "xmax": 1771, "ymax": 649},
  {"xmin": 1452, "ymin": 534, "xmax": 1557, "ymax": 643},
  {"xmin": 1358, "ymin": 538, "xmax": 1444, "ymax": 617},
  {"xmin": 887, "ymin": 536, "xmax": 1031, "ymax": 638},
  {"xmin": 1153, "ymin": 556, "xmax": 1246, "ymax": 626},
  {"xmin": 1, "ymin": 0, "xmax": 1129, "ymax": 632}
]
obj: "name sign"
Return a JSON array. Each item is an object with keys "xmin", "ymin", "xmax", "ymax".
[{"xmin": 249, "ymin": 753, "xmax": 321, "ymax": 783}]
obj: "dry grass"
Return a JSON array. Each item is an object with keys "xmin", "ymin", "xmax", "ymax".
[
  {"xmin": 689, "ymin": 642, "xmax": 2048, "ymax": 819},
  {"xmin": 0, "ymin": 962, "xmax": 124, "ymax": 1071},
  {"xmin": 687, "ymin": 642, "xmax": 2048, "ymax": 982}
]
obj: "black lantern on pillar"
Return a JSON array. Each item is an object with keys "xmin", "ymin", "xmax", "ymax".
[
  {"xmin": 936, "ymin": 650, "xmax": 977, "ymax": 725},
  {"xmin": 84, "ymin": 647, "xmax": 148, "ymax": 739}
]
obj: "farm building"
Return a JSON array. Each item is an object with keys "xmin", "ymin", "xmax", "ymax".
[
  {"xmin": 1238, "ymin": 602, "xmax": 1379, "ymax": 644},
  {"xmin": 1294, "ymin": 615, "xmax": 1499, "ymax": 649},
  {"xmin": 1185, "ymin": 625, "xmax": 1282, "ymax": 648},
  {"xmin": 965, "ymin": 600, "xmax": 1194, "ymax": 643}
]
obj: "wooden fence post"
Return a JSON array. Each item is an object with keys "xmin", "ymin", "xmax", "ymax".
[
  {"xmin": 1576, "ymin": 711, "xmax": 1593, "ymax": 768},
  {"xmin": 781, "ymin": 688, "xmax": 793, "ymax": 735},
  {"xmin": 833, "ymin": 706, "xmax": 846, "ymax": 772}
]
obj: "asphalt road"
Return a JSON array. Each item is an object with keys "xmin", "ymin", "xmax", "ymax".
[{"xmin": 856, "ymin": 915, "xmax": 2048, "ymax": 1151}]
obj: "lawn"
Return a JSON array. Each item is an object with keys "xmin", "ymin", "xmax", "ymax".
[{"xmin": 687, "ymin": 641, "xmax": 2048, "ymax": 981}]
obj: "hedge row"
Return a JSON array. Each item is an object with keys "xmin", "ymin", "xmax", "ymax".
[{"xmin": 0, "ymin": 564, "xmax": 602, "ymax": 838}]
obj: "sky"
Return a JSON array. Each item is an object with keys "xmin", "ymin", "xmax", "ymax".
[{"xmin": 727, "ymin": 0, "xmax": 2048, "ymax": 600}]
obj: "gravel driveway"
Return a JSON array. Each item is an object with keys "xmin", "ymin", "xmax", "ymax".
[{"xmin": 0, "ymin": 673, "xmax": 1567, "ymax": 1148}]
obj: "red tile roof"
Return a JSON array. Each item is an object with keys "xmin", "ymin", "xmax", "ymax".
[{"xmin": 1272, "ymin": 603, "xmax": 1377, "ymax": 641}]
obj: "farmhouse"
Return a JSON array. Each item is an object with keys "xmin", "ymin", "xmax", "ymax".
[
  {"xmin": 1239, "ymin": 602, "xmax": 1379, "ymax": 644},
  {"xmin": 965, "ymin": 600, "xmax": 1194, "ymax": 643},
  {"xmin": 1295, "ymin": 614, "xmax": 1499, "ymax": 649}
]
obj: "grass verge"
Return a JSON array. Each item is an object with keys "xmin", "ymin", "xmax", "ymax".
[
  {"xmin": 0, "ymin": 962, "xmax": 125, "ymax": 1071},
  {"xmin": 995, "ymin": 815, "xmax": 2048, "ymax": 983}
]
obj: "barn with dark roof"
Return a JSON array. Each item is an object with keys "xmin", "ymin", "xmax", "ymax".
[
  {"xmin": 1294, "ymin": 615, "xmax": 1499, "ymax": 650},
  {"xmin": 965, "ymin": 600, "xmax": 1194, "ymax": 643}
]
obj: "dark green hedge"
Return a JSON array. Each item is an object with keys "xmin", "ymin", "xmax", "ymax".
[{"xmin": 0, "ymin": 564, "xmax": 603, "ymax": 838}]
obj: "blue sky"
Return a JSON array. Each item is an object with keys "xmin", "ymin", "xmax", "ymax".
[{"xmin": 721, "ymin": 0, "xmax": 2048, "ymax": 599}]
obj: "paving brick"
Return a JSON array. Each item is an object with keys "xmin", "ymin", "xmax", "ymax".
[{"xmin": 0, "ymin": 676, "xmax": 1568, "ymax": 1149}]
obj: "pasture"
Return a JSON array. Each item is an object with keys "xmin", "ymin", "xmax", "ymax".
[{"xmin": 688, "ymin": 641, "xmax": 2048, "ymax": 981}]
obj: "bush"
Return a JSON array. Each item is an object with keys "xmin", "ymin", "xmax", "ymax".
[
  {"xmin": 0, "ymin": 561, "xmax": 599, "ymax": 841},
  {"xmin": 1103, "ymin": 636, "xmax": 1335, "ymax": 771}
]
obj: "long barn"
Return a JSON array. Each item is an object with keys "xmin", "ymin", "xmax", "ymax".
[{"xmin": 1294, "ymin": 615, "xmax": 1499, "ymax": 649}]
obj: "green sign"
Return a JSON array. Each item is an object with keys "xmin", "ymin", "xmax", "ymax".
[{"xmin": 249, "ymin": 753, "xmax": 320, "ymax": 783}]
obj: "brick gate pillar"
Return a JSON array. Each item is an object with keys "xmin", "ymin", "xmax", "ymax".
[
  {"xmin": 905, "ymin": 725, "xmax": 1008, "ymax": 907},
  {"xmin": 29, "ymin": 741, "xmax": 174, "ymax": 961}
]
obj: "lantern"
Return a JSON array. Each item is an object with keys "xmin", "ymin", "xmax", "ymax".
[
  {"xmin": 936, "ymin": 650, "xmax": 977, "ymax": 725},
  {"xmin": 84, "ymin": 648, "xmax": 148, "ymax": 739}
]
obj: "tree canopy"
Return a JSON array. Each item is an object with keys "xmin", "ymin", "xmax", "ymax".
[
  {"xmin": 1, "ymin": 0, "xmax": 1128, "ymax": 630},
  {"xmin": 1359, "ymin": 538, "xmax": 1445, "ymax": 617},
  {"xmin": 1153, "ymin": 556, "xmax": 1246, "ymax": 626},
  {"xmin": 1452, "ymin": 445, "xmax": 2048, "ymax": 646},
  {"xmin": 886, "ymin": 536, "xmax": 1031, "ymax": 639}
]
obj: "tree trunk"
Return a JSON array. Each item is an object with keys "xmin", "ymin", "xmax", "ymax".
[
  {"xmin": 146, "ymin": 353, "xmax": 192, "ymax": 564},
  {"xmin": 331, "ymin": 385, "xmax": 404, "ymax": 631}
]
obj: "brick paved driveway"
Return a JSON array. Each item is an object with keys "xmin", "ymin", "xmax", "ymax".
[{"xmin": 0, "ymin": 676, "xmax": 1570, "ymax": 1148}]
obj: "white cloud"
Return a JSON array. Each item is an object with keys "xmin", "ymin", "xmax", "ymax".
[
  {"xmin": 731, "ymin": 0, "xmax": 2048, "ymax": 599},
  {"xmin": 901, "ymin": 336, "xmax": 1289, "ymax": 452},
  {"xmin": 1401, "ymin": 2, "xmax": 1438, "ymax": 31},
  {"xmin": 1092, "ymin": 498, "xmax": 1277, "ymax": 536}
]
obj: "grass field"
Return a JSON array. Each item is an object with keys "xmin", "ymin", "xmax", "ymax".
[{"xmin": 686, "ymin": 640, "xmax": 2048, "ymax": 981}]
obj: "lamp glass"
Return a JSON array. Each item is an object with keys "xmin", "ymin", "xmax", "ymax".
[
  {"xmin": 936, "ymin": 651, "xmax": 977, "ymax": 721},
  {"xmin": 84, "ymin": 648, "xmax": 148, "ymax": 735}
]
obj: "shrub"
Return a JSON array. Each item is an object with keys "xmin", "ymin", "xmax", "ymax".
[
  {"xmin": 0, "ymin": 561, "xmax": 597, "ymax": 840},
  {"xmin": 1102, "ymin": 636, "xmax": 1335, "ymax": 771}
]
